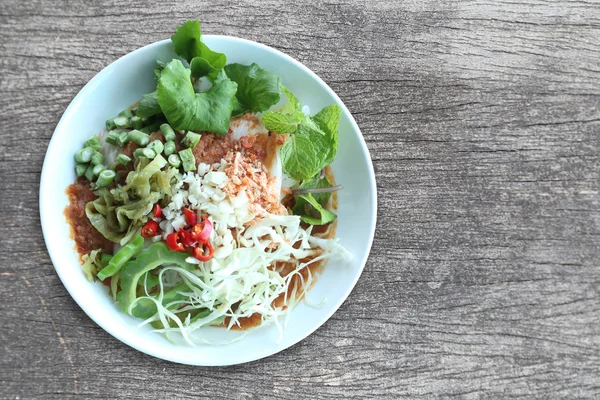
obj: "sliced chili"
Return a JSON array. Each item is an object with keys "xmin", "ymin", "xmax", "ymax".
[
  {"xmin": 191, "ymin": 216, "xmax": 212, "ymax": 243},
  {"xmin": 153, "ymin": 204, "xmax": 162, "ymax": 219},
  {"xmin": 183, "ymin": 207, "xmax": 197, "ymax": 226},
  {"xmin": 141, "ymin": 220, "xmax": 159, "ymax": 238},
  {"xmin": 179, "ymin": 229, "xmax": 195, "ymax": 247},
  {"xmin": 193, "ymin": 241, "xmax": 214, "ymax": 262},
  {"xmin": 166, "ymin": 232, "xmax": 185, "ymax": 252}
]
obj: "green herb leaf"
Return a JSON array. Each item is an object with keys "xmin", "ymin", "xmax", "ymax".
[
  {"xmin": 292, "ymin": 193, "xmax": 337, "ymax": 225},
  {"xmin": 190, "ymin": 57, "xmax": 217, "ymax": 79},
  {"xmin": 280, "ymin": 118, "xmax": 331, "ymax": 181},
  {"xmin": 136, "ymin": 91, "xmax": 162, "ymax": 118},
  {"xmin": 262, "ymin": 111, "xmax": 300, "ymax": 134},
  {"xmin": 312, "ymin": 104, "xmax": 341, "ymax": 165},
  {"xmin": 224, "ymin": 63, "xmax": 281, "ymax": 113},
  {"xmin": 298, "ymin": 174, "xmax": 333, "ymax": 205},
  {"xmin": 157, "ymin": 59, "xmax": 237, "ymax": 135}
]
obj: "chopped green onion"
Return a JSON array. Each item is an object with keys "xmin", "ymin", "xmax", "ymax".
[
  {"xmin": 84, "ymin": 165, "xmax": 95, "ymax": 181},
  {"xmin": 116, "ymin": 132, "xmax": 130, "ymax": 147},
  {"xmin": 92, "ymin": 163, "xmax": 105, "ymax": 176},
  {"xmin": 181, "ymin": 132, "xmax": 201, "ymax": 148},
  {"xmin": 105, "ymin": 131, "xmax": 121, "ymax": 146},
  {"xmin": 128, "ymin": 130, "xmax": 150, "ymax": 146},
  {"xmin": 133, "ymin": 148, "xmax": 156, "ymax": 159},
  {"xmin": 75, "ymin": 163, "xmax": 87, "ymax": 177},
  {"xmin": 119, "ymin": 109, "xmax": 133, "ymax": 119},
  {"xmin": 168, "ymin": 154, "xmax": 181, "ymax": 168},
  {"xmin": 112, "ymin": 116, "xmax": 130, "ymax": 129},
  {"xmin": 84, "ymin": 136, "xmax": 101, "ymax": 151},
  {"xmin": 130, "ymin": 115, "xmax": 143, "ymax": 130},
  {"xmin": 96, "ymin": 169, "xmax": 116, "ymax": 187},
  {"xmin": 164, "ymin": 140, "xmax": 176, "ymax": 156},
  {"xmin": 179, "ymin": 148, "xmax": 196, "ymax": 171},
  {"xmin": 116, "ymin": 154, "xmax": 132, "ymax": 166},
  {"xmin": 160, "ymin": 123, "xmax": 176, "ymax": 141},
  {"xmin": 91, "ymin": 151, "xmax": 104, "ymax": 166},
  {"xmin": 74, "ymin": 147, "xmax": 94, "ymax": 163},
  {"xmin": 147, "ymin": 140, "xmax": 164, "ymax": 155}
]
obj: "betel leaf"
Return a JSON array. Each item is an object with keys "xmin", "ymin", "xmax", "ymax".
[
  {"xmin": 171, "ymin": 20, "xmax": 227, "ymax": 74},
  {"xmin": 190, "ymin": 57, "xmax": 217, "ymax": 79},
  {"xmin": 136, "ymin": 91, "xmax": 162, "ymax": 118},
  {"xmin": 157, "ymin": 59, "xmax": 237, "ymax": 135},
  {"xmin": 293, "ymin": 193, "xmax": 337, "ymax": 225},
  {"xmin": 224, "ymin": 63, "xmax": 281, "ymax": 113}
]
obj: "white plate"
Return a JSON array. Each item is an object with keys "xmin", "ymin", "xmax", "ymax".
[{"xmin": 40, "ymin": 36, "xmax": 377, "ymax": 366}]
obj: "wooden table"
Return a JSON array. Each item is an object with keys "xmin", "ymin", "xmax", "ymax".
[{"xmin": 2, "ymin": 1, "xmax": 600, "ymax": 398}]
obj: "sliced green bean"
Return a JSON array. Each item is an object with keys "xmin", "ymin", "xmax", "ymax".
[
  {"xmin": 163, "ymin": 140, "xmax": 176, "ymax": 156},
  {"xmin": 130, "ymin": 115, "xmax": 143, "ymax": 130},
  {"xmin": 105, "ymin": 131, "xmax": 121, "ymax": 146},
  {"xmin": 140, "ymin": 122, "xmax": 162, "ymax": 135},
  {"xmin": 74, "ymin": 147, "xmax": 94, "ymax": 163},
  {"xmin": 84, "ymin": 136, "xmax": 101, "ymax": 151},
  {"xmin": 91, "ymin": 151, "xmax": 104, "ymax": 166},
  {"xmin": 116, "ymin": 132, "xmax": 130, "ymax": 147},
  {"xmin": 160, "ymin": 123, "xmax": 176, "ymax": 141},
  {"xmin": 181, "ymin": 132, "xmax": 201, "ymax": 148},
  {"xmin": 147, "ymin": 140, "xmax": 164, "ymax": 155},
  {"xmin": 119, "ymin": 109, "xmax": 133, "ymax": 119},
  {"xmin": 75, "ymin": 163, "xmax": 87, "ymax": 177},
  {"xmin": 84, "ymin": 165, "xmax": 95, "ymax": 181},
  {"xmin": 128, "ymin": 130, "xmax": 150, "ymax": 146},
  {"xmin": 112, "ymin": 116, "xmax": 130, "ymax": 129},
  {"xmin": 97, "ymin": 235, "xmax": 144, "ymax": 281},
  {"xmin": 96, "ymin": 169, "xmax": 116, "ymax": 187},
  {"xmin": 106, "ymin": 119, "xmax": 117, "ymax": 130},
  {"xmin": 92, "ymin": 163, "xmax": 105, "ymax": 176},
  {"xmin": 115, "ymin": 153, "xmax": 132, "ymax": 166},
  {"xmin": 179, "ymin": 148, "xmax": 196, "ymax": 172},
  {"xmin": 168, "ymin": 154, "xmax": 181, "ymax": 168},
  {"xmin": 133, "ymin": 148, "xmax": 156, "ymax": 159}
]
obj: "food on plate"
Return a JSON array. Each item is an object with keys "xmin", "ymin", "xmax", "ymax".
[{"xmin": 64, "ymin": 20, "xmax": 350, "ymax": 344}]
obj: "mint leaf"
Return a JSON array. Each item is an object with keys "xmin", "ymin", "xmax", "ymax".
[
  {"xmin": 298, "ymin": 174, "xmax": 333, "ymax": 205},
  {"xmin": 293, "ymin": 193, "xmax": 337, "ymax": 225},
  {"xmin": 136, "ymin": 91, "xmax": 162, "ymax": 118},
  {"xmin": 224, "ymin": 63, "xmax": 281, "ymax": 113},
  {"xmin": 157, "ymin": 59, "xmax": 237, "ymax": 135},
  {"xmin": 280, "ymin": 118, "xmax": 331, "ymax": 181},
  {"xmin": 281, "ymin": 86, "xmax": 302, "ymax": 115},
  {"xmin": 262, "ymin": 112, "xmax": 300, "ymax": 134},
  {"xmin": 312, "ymin": 104, "xmax": 341, "ymax": 165}
]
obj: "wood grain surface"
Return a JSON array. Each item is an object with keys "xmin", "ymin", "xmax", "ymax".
[{"xmin": 2, "ymin": 0, "xmax": 600, "ymax": 398}]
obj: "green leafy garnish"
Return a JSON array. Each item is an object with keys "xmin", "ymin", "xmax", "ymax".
[
  {"xmin": 171, "ymin": 20, "xmax": 227, "ymax": 79},
  {"xmin": 298, "ymin": 174, "xmax": 333, "ymax": 205},
  {"xmin": 224, "ymin": 63, "xmax": 281, "ymax": 114},
  {"xmin": 293, "ymin": 193, "xmax": 337, "ymax": 225},
  {"xmin": 157, "ymin": 59, "xmax": 238, "ymax": 135},
  {"xmin": 136, "ymin": 91, "xmax": 162, "ymax": 118}
]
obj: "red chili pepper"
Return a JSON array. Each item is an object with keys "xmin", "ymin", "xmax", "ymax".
[
  {"xmin": 141, "ymin": 220, "xmax": 159, "ymax": 238},
  {"xmin": 166, "ymin": 232, "xmax": 185, "ymax": 251},
  {"xmin": 193, "ymin": 241, "xmax": 214, "ymax": 262},
  {"xmin": 153, "ymin": 204, "xmax": 162, "ymax": 219},
  {"xmin": 179, "ymin": 229, "xmax": 195, "ymax": 247},
  {"xmin": 191, "ymin": 216, "xmax": 213, "ymax": 243},
  {"xmin": 183, "ymin": 207, "xmax": 197, "ymax": 226}
]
